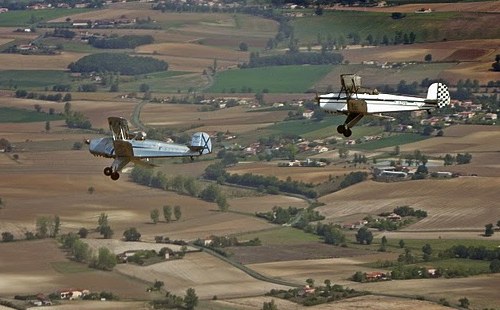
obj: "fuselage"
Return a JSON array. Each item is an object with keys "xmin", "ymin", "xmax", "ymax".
[
  {"xmin": 88, "ymin": 137, "xmax": 198, "ymax": 159},
  {"xmin": 319, "ymin": 92, "xmax": 427, "ymax": 114}
]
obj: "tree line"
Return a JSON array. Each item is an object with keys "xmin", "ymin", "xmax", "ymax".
[
  {"xmin": 204, "ymin": 162, "xmax": 318, "ymax": 198},
  {"xmin": 241, "ymin": 51, "xmax": 343, "ymax": 68},
  {"xmin": 88, "ymin": 35, "xmax": 154, "ymax": 49},
  {"xmin": 68, "ymin": 53, "xmax": 168, "ymax": 75}
]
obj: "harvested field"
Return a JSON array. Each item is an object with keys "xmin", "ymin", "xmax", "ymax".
[
  {"xmin": 0, "ymin": 52, "xmax": 86, "ymax": 70},
  {"xmin": 216, "ymin": 295, "xmax": 450, "ymax": 310},
  {"xmin": 34, "ymin": 301, "xmax": 150, "ymax": 310},
  {"xmin": 0, "ymin": 240, "xmax": 150, "ymax": 299},
  {"xmin": 140, "ymin": 104, "xmax": 289, "ymax": 133},
  {"xmin": 330, "ymin": 1, "xmax": 500, "ymax": 13},
  {"xmin": 227, "ymin": 161, "xmax": 369, "ymax": 184},
  {"xmin": 229, "ymin": 195, "xmax": 308, "ymax": 214},
  {"xmin": 229, "ymin": 243, "xmax": 374, "ymax": 265},
  {"xmin": 136, "ymin": 43, "xmax": 248, "ymax": 62},
  {"xmin": 115, "ymin": 251, "xmax": 291, "ymax": 299},
  {"xmin": 249, "ymin": 253, "xmax": 398, "ymax": 285},
  {"xmin": 317, "ymin": 177, "xmax": 500, "ymax": 231}
]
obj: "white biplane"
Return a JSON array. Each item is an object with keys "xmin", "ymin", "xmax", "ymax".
[
  {"xmin": 86, "ymin": 117, "xmax": 212, "ymax": 180},
  {"xmin": 317, "ymin": 74, "xmax": 451, "ymax": 137}
]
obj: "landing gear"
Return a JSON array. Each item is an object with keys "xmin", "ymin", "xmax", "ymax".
[
  {"xmin": 103, "ymin": 167, "xmax": 112, "ymax": 176},
  {"xmin": 337, "ymin": 125, "xmax": 352, "ymax": 138},
  {"xmin": 110, "ymin": 172, "xmax": 120, "ymax": 181},
  {"xmin": 104, "ymin": 166, "xmax": 120, "ymax": 180}
]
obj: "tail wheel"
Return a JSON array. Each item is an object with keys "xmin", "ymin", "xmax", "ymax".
[
  {"xmin": 110, "ymin": 172, "xmax": 120, "ymax": 181},
  {"xmin": 103, "ymin": 167, "xmax": 112, "ymax": 176}
]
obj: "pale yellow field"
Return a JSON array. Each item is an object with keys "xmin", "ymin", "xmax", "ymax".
[{"xmin": 0, "ymin": 52, "xmax": 86, "ymax": 70}]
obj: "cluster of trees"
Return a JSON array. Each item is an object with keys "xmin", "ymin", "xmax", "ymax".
[
  {"xmin": 266, "ymin": 279, "xmax": 366, "ymax": 307},
  {"xmin": 51, "ymin": 28, "xmax": 76, "ymax": 39},
  {"xmin": 256, "ymin": 206, "xmax": 325, "ymax": 227},
  {"xmin": 130, "ymin": 167, "xmax": 230, "ymax": 212},
  {"xmin": 204, "ymin": 162, "xmax": 318, "ymax": 198},
  {"xmin": 62, "ymin": 101, "xmax": 92, "ymax": 129},
  {"xmin": 241, "ymin": 51, "xmax": 343, "ymax": 68},
  {"xmin": 88, "ymin": 35, "xmax": 154, "ymax": 49},
  {"xmin": 484, "ymin": 221, "xmax": 500, "ymax": 237},
  {"xmin": 339, "ymin": 171, "xmax": 368, "ymax": 189},
  {"xmin": 15, "ymin": 89, "xmax": 71, "ymax": 102},
  {"xmin": 150, "ymin": 288, "xmax": 198, "ymax": 310},
  {"xmin": 391, "ymin": 206, "xmax": 428, "ymax": 218},
  {"xmin": 68, "ymin": 53, "xmax": 168, "ymax": 75},
  {"xmin": 60, "ymin": 232, "xmax": 117, "ymax": 271},
  {"xmin": 149, "ymin": 205, "xmax": 182, "ymax": 224},
  {"xmin": 308, "ymin": 222, "xmax": 346, "ymax": 246},
  {"xmin": 443, "ymin": 153, "xmax": 472, "ymax": 166},
  {"xmin": 1, "ymin": 216, "xmax": 58, "ymax": 242},
  {"xmin": 194, "ymin": 235, "xmax": 261, "ymax": 248},
  {"xmin": 96, "ymin": 213, "xmax": 113, "ymax": 239}
]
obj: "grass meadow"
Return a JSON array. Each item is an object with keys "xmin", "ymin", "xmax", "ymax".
[
  {"xmin": 0, "ymin": 107, "xmax": 64, "ymax": 123},
  {"xmin": 0, "ymin": 8, "xmax": 94, "ymax": 27},
  {"xmin": 207, "ymin": 65, "xmax": 333, "ymax": 93},
  {"xmin": 236, "ymin": 226, "xmax": 322, "ymax": 246},
  {"xmin": 351, "ymin": 133, "xmax": 429, "ymax": 150},
  {"xmin": 292, "ymin": 10, "xmax": 500, "ymax": 45},
  {"xmin": 0, "ymin": 70, "xmax": 72, "ymax": 90}
]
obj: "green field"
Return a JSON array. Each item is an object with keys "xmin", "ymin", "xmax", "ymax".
[
  {"xmin": 292, "ymin": 10, "xmax": 500, "ymax": 45},
  {"xmin": 237, "ymin": 226, "xmax": 321, "ymax": 246},
  {"xmin": 0, "ymin": 8, "xmax": 95, "ymax": 27},
  {"xmin": 0, "ymin": 70, "xmax": 73, "ymax": 90},
  {"xmin": 351, "ymin": 133, "xmax": 429, "ymax": 150},
  {"xmin": 50, "ymin": 261, "xmax": 94, "ymax": 274},
  {"xmin": 207, "ymin": 65, "xmax": 333, "ymax": 93},
  {"xmin": 0, "ymin": 107, "xmax": 64, "ymax": 123},
  {"xmin": 118, "ymin": 71, "xmax": 195, "ymax": 93}
]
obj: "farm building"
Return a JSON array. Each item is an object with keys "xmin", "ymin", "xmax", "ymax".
[{"xmin": 59, "ymin": 288, "xmax": 90, "ymax": 300}]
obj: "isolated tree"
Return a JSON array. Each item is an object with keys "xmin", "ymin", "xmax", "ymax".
[
  {"xmin": 422, "ymin": 243, "xmax": 432, "ymax": 261},
  {"xmin": 88, "ymin": 186, "xmax": 95, "ymax": 194},
  {"xmin": 64, "ymin": 102, "xmax": 72, "ymax": 115},
  {"xmin": 497, "ymin": 220, "xmax": 500, "ymax": 230},
  {"xmin": 306, "ymin": 278, "xmax": 314, "ymax": 287},
  {"xmin": 123, "ymin": 227, "xmax": 141, "ymax": 241},
  {"xmin": 150, "ymin": 209, "xmax": 160, "ymax": 224},
  {"xmin": 53, "ymin": 215, "xmax": 60, "ymax": 237},
  {"xmin": 97, "ymin": 213, "xmax": 108, "ymax": 232},
  {"xmin": 36, "ymin": 216, "xmax": 52, "ymax": 238},
  {"xmin": 262, "ymin": 299, "xmax": 278, "ymax": 310},
  {"xmin": 424, "ymin": 53, "xmax": 432, "ymax": 62},
  {"xmin": 163, "ymin": 205, "xmax": 172, "ymax": 222},
  {"xmin": 216, "ymin": 194, "xmax": 229, "ymax": 212},
  {"xmin": 93, "ymin": 247, "xmax": 117, "ymax": 271},
  {"xmin": 100, "ymin": 225, "xmax": 113, "ymax": 239},
  {"xmin": 174, "ymin": 205, "xmax": 181, "ymax": 221},
  {"xmin": 72, "ymin": 239, "xmax": 92, "ymax": 262},
  {"xmin": 34, "ymin": 104, "xmax": 42, "ymax": 112},
  {"xmin": 45, "ymin": 121, "xmax": 51, "ymax": 132},
  {"xmin": 153, "ymin": 280, "xmax": 164, "ymax": 291},
  {"xmin": 355, "ymin": 227, "xmax": 373, "ymax": 245},
  {"xmin": 184, "ymin": 288, "xmax": 198, "ymax": 310},
  {"xmin": 139, "ymin": 83, "xmax": 150, "ymax": 93},
  {"xmin": 239, "ymin": 42, "xmax": 248, "ymax": 51},
  {"xmin": 379, "ymin": 235, "xmax": 387, "ymax": 252},
  {"xmin": 2, "ymin": 232, "xmax": 14, "ymax": 242},
  {"xmin": 490, "ymin": 259, "xmax": 500, "ymax": 273},
  {"xmin": 78, "ymin": 227, "xmax": 88, "ymax": 238},
  {"xmin": 459, "ymin": 297, "xmax": 470, "ymax": 309},
  {"xmin": 484, "ymin": 223, "xmax": 494, "ymax": 237},
  {"xmin": 399, "ymin": 239, "xmax": 405, "ymax": 249}
]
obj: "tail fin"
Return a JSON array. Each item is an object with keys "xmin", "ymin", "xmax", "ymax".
[
  {"xmin": 189, "ymin": 132, "xmax": 212, "ymax": 155},
  {"xmin": 426, "ymin": 83, "xmax": 450, "ymax": 108}
]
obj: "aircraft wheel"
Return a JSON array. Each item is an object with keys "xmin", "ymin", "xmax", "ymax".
[
  {"xmin": 337, "ymin": 125, "xmax": 346, "ymax": 134},
  {"xmin": 110, "ymin": 172, "xmax": 120, "ymax": 181},
  {"xmin": 103, "ymin": 167, "xmax": 112, "ymax": 176},
  {"xmin": 343, "ymin": 128, "xmax": 352, "ymax": 138}
]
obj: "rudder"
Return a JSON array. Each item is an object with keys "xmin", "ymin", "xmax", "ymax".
[{"xmin": 426, "ymin": 83, "xmax": 450, "ymax": 108}]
